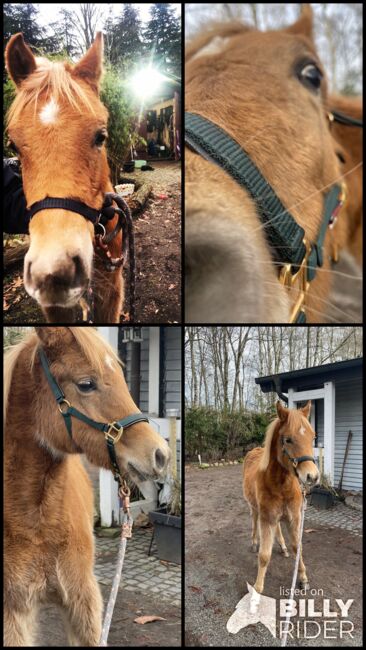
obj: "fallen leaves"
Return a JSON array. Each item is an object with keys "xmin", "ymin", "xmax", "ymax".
[{"xmin": 134, "ymin": 615, "xmax": 167, "ymax": 625}]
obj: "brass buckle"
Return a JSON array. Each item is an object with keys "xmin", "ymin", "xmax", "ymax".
[
  {"xmin": 279, "ymin": 238, "xmax": 311, "ymax": 323},
  {"xmin": 58, "ymin": 399, "xmax": 71, "ymax": 414},
  {"xmin": 105, "ymin": 422, "xmax": 124, "ymax": 444}
]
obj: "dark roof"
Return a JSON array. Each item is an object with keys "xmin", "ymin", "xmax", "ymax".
[{"xmin": 256, "ymin": 357, "xmax": 362, "ymax": 393}]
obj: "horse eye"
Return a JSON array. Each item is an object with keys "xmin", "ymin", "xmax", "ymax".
[
  {"xmin": 77, "ymin": 379, "xmax": 97, "ymax": 393},
  {"xmin": 94, "ymin": 129, "xmax": 107, "ymax": 147},
  {"xmin": 285, "ymin": 438, "xmax": 292, "ymax": 444},
  {"xmin": 299, "ymin": 63, "xmax": 323, "ymax": 90},
  {"xmin": 7, "ymin": 139, "xmax": 18, "ymax": 154}
]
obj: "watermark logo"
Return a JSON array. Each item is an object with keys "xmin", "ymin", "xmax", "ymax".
[
  {"xmin": 226, "ymin": 583, "xmax": 276, "ymax": 637},
  {"xmin": 226, "ymin": 584, "xmax": 354, "ymax": 640}
]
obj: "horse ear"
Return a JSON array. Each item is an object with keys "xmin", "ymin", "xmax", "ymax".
[
  {"xmin": 5, "ymin": 33, "xmax": 37, "ymax": 88},
  {"xmin": 284, "ymin": 4, "xmax": 313, "ymax": 41},
  {"xmin": 34, "ymin": 327, "xmax": 74, "ymax": 351},
  {"xmin": 276, "ymin": 400, "xmax": 289, "ymax": 422},
  {"xmin": 301, "ymin": 400, "xmax": 312, "ymax": 420},
  {"xmin": 72, "ymin": 32, "xmax": 104, "ymax": 93}
]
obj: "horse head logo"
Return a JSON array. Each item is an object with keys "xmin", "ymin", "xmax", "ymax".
[{"xmin": 226, "ymin": 583, "xmax": 276, "ymax": 637}]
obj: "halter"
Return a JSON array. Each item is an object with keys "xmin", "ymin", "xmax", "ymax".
[
  {"xmin": 27, "ymin": 192, "xmax": 136, "ymax": 323},
  {"xmin": 39, "ymin": 347, "xmax": 148, "ymax": 485},
  {"xmin": 281, "ymin": 436, "xmax": 316, "ymax": 482},
  {"xmin": 185, "ymin": 109, "xmax": 362, "ymax": 323}
]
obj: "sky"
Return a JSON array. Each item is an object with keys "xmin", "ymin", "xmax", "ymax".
[{"xmin": 34, "ymin": 3, "xmax": 181, "ymax": 28}]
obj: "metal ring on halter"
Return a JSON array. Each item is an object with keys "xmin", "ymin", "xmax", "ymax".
[
  {"xmin": 58, "ymin": 399, "xmax": 71, "ymax": 414},
  {"xmin": 119, "ymin": 483, "xmax": 131, "ymax": 498},
  {"xmin": 95, "ymin": 221, "xmax": 106, "ymax": 239}
]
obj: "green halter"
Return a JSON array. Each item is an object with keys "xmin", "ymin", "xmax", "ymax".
[
  {"xmin": 39, "ymin": 347, "xmax": 148, "ymax": 484},
  {"xmin": 185, "ymin": 111, "xmax": 347, "ymax": 323}
]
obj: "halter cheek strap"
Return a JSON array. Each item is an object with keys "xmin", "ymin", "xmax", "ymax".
[{"xmin": 39, "ymin": 347, "xmax": 148, "ymax": 483}]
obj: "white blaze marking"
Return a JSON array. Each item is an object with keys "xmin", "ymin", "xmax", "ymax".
[
  {"xmin": 299, "ymin": 426, "xmax": 305, "ymax": 435},
  {"xmin": 105, "ymin": 354, "xmax": 115, "ymax": 370},
  {"xmin": 39, "ymin": 97, "xmax": 59, "ymax": 125},
  {"xmin": 192, "ymin": 36, "xmax": 230, "ymax": 61}
]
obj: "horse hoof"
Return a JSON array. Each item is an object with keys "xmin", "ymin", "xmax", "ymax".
[
  {"xmin": 299, "ymin": 580, "xmax": 309, "ymax": 590},
  {"xmin": 253, "ymin": 583, "xmax": 263, "ymax": 594},
  {"xmin": 251, "ymin": 543, "xmax": 259, "ymax": 553},
  {"xmin": 282, "ymin": 548, "xmax": 290, "ymax": 558}
]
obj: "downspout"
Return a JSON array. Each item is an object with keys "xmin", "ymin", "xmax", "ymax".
[{"xmin": 274, "ymin": 378, "xmax": 288, "ymax": 404}]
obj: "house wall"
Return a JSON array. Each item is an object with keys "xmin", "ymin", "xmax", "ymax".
[{"xmin": 311, "ymin": 379, "xmax": 362, "ymax": 491}]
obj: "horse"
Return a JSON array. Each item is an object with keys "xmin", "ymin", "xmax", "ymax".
[
  {"xmin": 5, "ymin": 33, "xmax": 125, "ymax": 323},
  {"xmin": 4, "ymin": 326, "xmax": 170, "ymax": 646},
  {"xmin": 243, "ymin": 401, "xmax": 319, "ymax": 595},
  {"xmin": 185, "ymin": 5, "xmax": 363, "ymax": 323}
]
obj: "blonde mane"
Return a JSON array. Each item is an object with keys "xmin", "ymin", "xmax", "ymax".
[
  {"xmin": 7, "ymin": 57, "xmax": 96, "ymax": 127},
  {"xmin": 4, "ymin": 328, "xmax": 121, "ymax": 426},
  {"xmin": 258, "ymin": 418, "xmax": 280, "ymax": 471}
]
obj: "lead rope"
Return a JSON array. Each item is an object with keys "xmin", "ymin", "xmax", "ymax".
[
  {"xmin": 99, "ymin": 481, "xmax": 133, "ymax": 647},
  {"xmin": 281, "ymin": 489, "xmax": 307, "ymax": 647}
]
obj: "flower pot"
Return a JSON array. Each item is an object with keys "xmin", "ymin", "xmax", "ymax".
[
  {"xmin": 310, "ymin": 487, "xmax": 335, "ymax": 509},
  {"xmin": 149, "ymin": 507, "xmax": 181, "ymax": 564}
]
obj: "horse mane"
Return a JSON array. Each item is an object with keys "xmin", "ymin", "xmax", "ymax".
[
  {"xmin": 4, "ymin": 327, "xmax": 122, "ymax": 427},
  {"xmin": 7, "ymin": 57, "xmax": 96, "ymax": 127},
  {"xmin": 258, "ymin": 418, "xmax": 280, "ymax": 471}
]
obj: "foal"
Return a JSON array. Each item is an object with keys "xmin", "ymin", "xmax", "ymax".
[
  {"xmin": 6, "ymin": 33, "xmax": 123, "ymax": 323},
  {"xmin": 4, "ymin": 327, "xmax": 170, "ymax": 646},
  {"xmin": 243, "ymin": 401, "xmax": 319, "ymax": 594}
]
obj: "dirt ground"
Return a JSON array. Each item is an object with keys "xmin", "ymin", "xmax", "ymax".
[
  {"xmin": 185, "ymin": 464, "xmax": 362, "ymax": 647},
  {"xmin": 3, "ymin": 161, "xmax": 181, "ymax": 324},
  {"xmin": 36, "ymin": 585, "xmax": 181, "ymax": 646}
]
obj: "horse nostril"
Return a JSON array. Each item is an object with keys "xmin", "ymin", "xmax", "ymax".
[
  {"xmin": 72, "ymin": 255, "xmax": 85, "ymax": 285},
  {"xmin": 154, "ymin": 449, "xmax": 167, "ymax": 470}
]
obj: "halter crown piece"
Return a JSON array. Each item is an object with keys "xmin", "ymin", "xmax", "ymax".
[
  {"xmin": 39, "ymin": 347, "xmax": 148, "ymax": 485},
  {"xmin": 185, "ymin": 110, "xmax": 362, "ymax": 323}
]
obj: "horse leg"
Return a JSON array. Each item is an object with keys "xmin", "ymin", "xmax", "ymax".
[
  {"xmin": 254, "ymin": 518, "xmax": 274, "ymax": 594},
  {"xmin": 61, "ymin": 575, "xmax": 103, "ymax": 646},
  {"xmin": 276, "ymin": 522, "xmax": 289, "ymax": 557},
  {"xmin": 288, "ymin": 517, "xmax": 309, "ymax": 589},
  {"xmin": 4, "ymin": 604, "xmax": 37, "ymax": 646},
  {"xmin": 251, "ymin": 508, "xmax": 259, "ymax": 552}
]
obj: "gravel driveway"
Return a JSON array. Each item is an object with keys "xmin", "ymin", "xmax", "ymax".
[{"xmin": 185, "ymin": 464, "xmax": 362, "ymax": 647}]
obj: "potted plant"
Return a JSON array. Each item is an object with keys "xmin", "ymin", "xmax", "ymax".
[
  {"xmin": 149, "ymin": 476, "xmax": 181, "ymax": 564},
  {"xmin": 310, "ymin": 473, "xmax": 337, "ymax": 509}
]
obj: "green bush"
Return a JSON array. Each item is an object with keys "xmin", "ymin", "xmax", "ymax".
[{"xmin": 185, "ymin": 406, "xmax": 271, "ymax": 461}]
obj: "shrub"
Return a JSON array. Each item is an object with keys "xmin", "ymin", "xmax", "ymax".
[{"xmin": 185, "ymin": 406, "xmax": 271, "ymax": 462}]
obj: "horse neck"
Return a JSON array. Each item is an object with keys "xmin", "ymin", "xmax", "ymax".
[{"xmin": 5, "ymin": 349, "xmax": 69, "ymax": 534}]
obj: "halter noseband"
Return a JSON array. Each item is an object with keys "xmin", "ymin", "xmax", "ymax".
[
  {"xmin": 185, "ymin": 110, "xmax": 362, "ymax": 323},
  {"xmin": 27, "ymin": 192, "xmax": 136, "ymax": 322},
  {"xmin": 39, "ymin": 347, "xmax": 148, "ymax": 485}
]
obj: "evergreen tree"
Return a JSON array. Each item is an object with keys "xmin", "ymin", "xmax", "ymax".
[
  {"xmin": 49, "ymin": 9, "xmax": 80, "ymax": 59},
  {"xmin": 143, "ymin": 4, "xmax": 181, "ymax": 77},
  {"xmin": 108, "ymin": 4, "xmax": 143, "ymax": 68}
]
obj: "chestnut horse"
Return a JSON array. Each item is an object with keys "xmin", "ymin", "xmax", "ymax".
[
  {"xmin": 5, "ymin": 33, "xmax": 124, "ymax": 323},
  {"xmin": 4, "ymin": 327, "xmax": 170, "ymax": 646},
  {"xmin": 243, "ymin": 401, "xmax": 319, "ymax": 594},
  {"xmin": 186, "ymin": 5, "xmax": 362, "ymax": 323}
]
